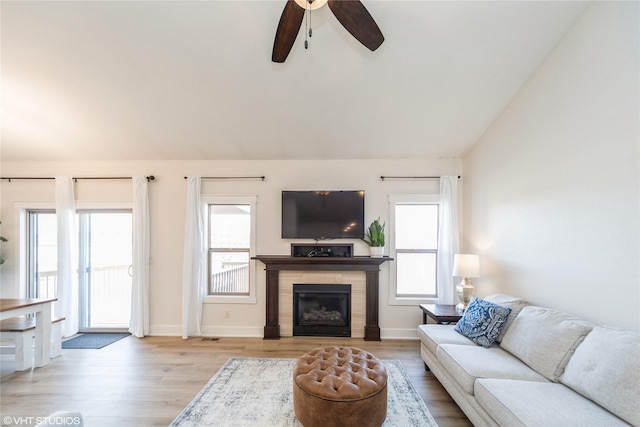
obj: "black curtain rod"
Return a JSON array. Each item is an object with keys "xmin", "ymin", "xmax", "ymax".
[
  {"xmin": 380, "ymin": 175, "xmax": 461, "ymax": 181},
  {"xmin": 184, "ymin": 176, "xmax": 266, "ymax": 181},
  {"xmin": 1, "ymin": 176, "xmax": 155, "ymax": 182}
]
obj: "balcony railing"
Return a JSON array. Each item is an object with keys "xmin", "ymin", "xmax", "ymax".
[
  {"xmin": 36, "ymin": 265, "xmax": 132, "ymax": 327},
  {"xmin": 36, "ymin": 271, "xmax": 58, "ymax": 300},
  {"xmin": 88, "ymin": 265, "xmax": 131, "ymax": 326},
  {"xmin": 210, "ymin": 264, "xmax": 249, "ymax": 294}
]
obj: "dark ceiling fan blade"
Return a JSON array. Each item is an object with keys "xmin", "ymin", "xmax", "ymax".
[
  {"xmin": 272, "ymin": 0, "xmax": 306, "ymax": 63},
  {"xmin": 328, "ymin": 0, "xmax": 384, "ymax": 51}
]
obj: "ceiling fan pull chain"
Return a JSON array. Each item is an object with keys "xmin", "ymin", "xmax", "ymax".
[
  {"xmin": 304, "ymin": 2, "xmax": 309, "ymax": 49},
  {"xmin": 309, "ymin": 1, "xmax": 312, "ymax": 38}
]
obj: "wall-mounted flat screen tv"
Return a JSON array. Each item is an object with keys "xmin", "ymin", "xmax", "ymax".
[{"xmin": 282, "ymin": 190, "xmax": 365, "ymax": 239}]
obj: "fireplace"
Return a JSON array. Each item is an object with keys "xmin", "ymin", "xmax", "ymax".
[
  {"xmin": 293, "ymin": 284, "xmax": 351, "ymax": 337},
  {"xmin": 253, "ymin": 255, "xmax": 392, "ymax": 340}
]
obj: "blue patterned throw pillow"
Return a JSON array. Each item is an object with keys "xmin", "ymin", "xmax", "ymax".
[{"xmin": 454, "ymin": 297, "xmax": 512, "ymax": 348}]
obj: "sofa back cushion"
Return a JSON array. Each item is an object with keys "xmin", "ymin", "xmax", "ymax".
[
  {"xmin": 561, "ymin": 326, "xmax": 640, "ymax": 426},
  {"xmin": 500, "ymin": 306, "xmax": 593, "ymax": 381},
  {"xmin": 483, "ymin": 294, "xmax": 528, "ymax": 343}
]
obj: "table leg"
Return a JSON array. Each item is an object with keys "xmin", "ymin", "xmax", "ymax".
[{"xmin": 34, "ymin": 303, "xmax": 52, "ymax": 367}]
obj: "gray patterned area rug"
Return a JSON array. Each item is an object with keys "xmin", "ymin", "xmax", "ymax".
[{"xmin": 171, "ymin": 357, "xmax": 438, "ymax": 427}]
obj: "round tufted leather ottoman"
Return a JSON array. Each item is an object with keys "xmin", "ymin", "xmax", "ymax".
[{"xmin": 293, "ymin": 346, "xmax": 388, "ymax": 427}]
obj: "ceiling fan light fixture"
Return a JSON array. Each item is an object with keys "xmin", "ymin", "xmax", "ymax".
[{"xmin": 293, "ymin": 0, "xmax": 328, "ymax": 11}]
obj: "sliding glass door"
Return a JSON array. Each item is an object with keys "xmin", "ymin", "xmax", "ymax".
[
  {"xmin": 27, "ymin": 210, "xmax": 133, "ymax": 332},
  {"xmin": 78, "ymin": 211, "xmax": 132, "ymax": 331}
]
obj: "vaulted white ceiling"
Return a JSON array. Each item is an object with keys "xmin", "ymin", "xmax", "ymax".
[{"xmin": 1, "ymin": 0, "xmax": 588, "ymax": 161}]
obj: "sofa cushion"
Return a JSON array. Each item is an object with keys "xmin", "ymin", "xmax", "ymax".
[
  {"xmin": 483, "ymin": 294, "xmax": 527, "ymax": 343},
  {"xmin": 417, "ymin": 324, "xmax": 475, "ymax": 355},
  {"xmin": 500, "ymin": 306, "xmax": 593, "ymax": 381},
  {"xmin": 454, "ymin": 297, "xmax": 511, "ymax": 348},
  {"xmin": 436, "ymin": 344, "xmax": 548, "ymax": 394},
  {"xmin": 561, "ymin": 326, "xmax": 640, "ymax": 426},
  {"xmin": 475, "ymin": 379, "xmax": 629, "ymax": 427}
]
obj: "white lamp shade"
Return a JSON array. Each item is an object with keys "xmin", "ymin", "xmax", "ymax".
[{"xmin": 452, "ymin": 254, "xmax": 480, "ymax": 278}]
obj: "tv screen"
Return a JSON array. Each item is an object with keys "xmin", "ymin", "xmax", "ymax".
[{"xmin": 282, "ymin": 190, "xmax": 365, "ymax": 239}]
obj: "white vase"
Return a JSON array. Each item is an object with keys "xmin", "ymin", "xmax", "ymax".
[{"xmin": 369, "ymin": 246, "xmax": 384, "ymax": 258}]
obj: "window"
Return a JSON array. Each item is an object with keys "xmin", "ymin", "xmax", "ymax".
[
  {"xmin": 389, "ymin": 195, "xmax": 439, "ymax": 304},
  {"xmin": 205, "ymin": 195, "xmax": 257, "ymax": 303}
]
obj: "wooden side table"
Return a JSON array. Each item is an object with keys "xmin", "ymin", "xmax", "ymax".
[{"xmin": 419, "ymin": 304, "xmax": 463, "ymax": 325}]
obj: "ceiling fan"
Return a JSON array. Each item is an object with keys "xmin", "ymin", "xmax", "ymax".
[{"xmin": 272, "ymin": 0, "xmax": 384, "ymax": 63}]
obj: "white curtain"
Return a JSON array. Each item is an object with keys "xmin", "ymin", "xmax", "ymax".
[
  {"xmin": 129, "ymin": 176, "xmax": 150, "ymax": 338},
  {"xmin": 181, "ymin": 177, "xmax": 205, "ymax": 339},
  {"xmin": 55, "ymin": 177, "xmax": 79, "ymax": 338},
  {"xmin": 436, "ymin": 176, "xmax": 460, "ymax": 304}
]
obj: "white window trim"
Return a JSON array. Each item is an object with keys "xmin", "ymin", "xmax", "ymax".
[
  {"xmin": 202, "ymin": 194, "xmax": 258, "ymax": 305},
  {"xmin": 388, "ymin": 194, "xmax": 440, "ymax": 306}
]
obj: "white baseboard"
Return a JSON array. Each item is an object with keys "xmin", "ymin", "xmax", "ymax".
[
  {"xmin": 201, "ymin": 326, "xmax": 263, "ymax": 338},
  {"xmin": 380, "ymin": 328, "xmax": 420, "ymax": 340},
  {"xmin": 148, "ymin": 325, "xmax": 181, "ymax": 336},
  {"xmin": 147, "ymin": 325, "xmax": 419, "ymax": 340},
  {"xmin": 148, "ymin": 325, "xmax": 263, "ymax": 338}
]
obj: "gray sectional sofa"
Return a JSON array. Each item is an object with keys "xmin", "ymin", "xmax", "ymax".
[{"xmin": 418, "ymin": 294, "xmax": 640, "ymax": 427}]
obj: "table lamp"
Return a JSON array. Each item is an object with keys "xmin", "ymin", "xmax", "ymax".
[{"xmin": 453, "ymin": 254, "xmax": 480, "ymax": 311}]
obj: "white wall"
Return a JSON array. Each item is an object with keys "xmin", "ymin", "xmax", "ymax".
[
  {"xmin": 0, "ymin": 158, "xmax": 461, "ymax": 338},
  {"xmin": 463, "ymin": 2, "xmax": 639, "ymax": 331}
]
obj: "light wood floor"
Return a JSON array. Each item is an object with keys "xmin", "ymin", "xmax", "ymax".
[{"xmin": 0, "ymin": 336, "xmax": 471, "ymax": 427}]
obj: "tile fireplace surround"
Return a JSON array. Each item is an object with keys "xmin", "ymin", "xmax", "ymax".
[
  {"xmin": 282, "ymin": 271, "xmax": 364, "ymax": 337},
  {"xmin": 253, "ymin": 256, "xmax": 392, "ymax": 341}
]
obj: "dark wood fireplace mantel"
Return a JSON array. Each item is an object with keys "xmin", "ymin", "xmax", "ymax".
[{"xmin": 253, "ymin": 255, "xmax": 393, "ymax": 341}]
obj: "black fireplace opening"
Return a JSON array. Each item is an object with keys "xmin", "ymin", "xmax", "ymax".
[{"xmin": 293, "ymin": 284, "xmax": 351, "ymax": 337}]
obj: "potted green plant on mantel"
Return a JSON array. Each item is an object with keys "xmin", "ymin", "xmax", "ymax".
[{"xmin": 363, "ymin": 217, "xmax": 385, "ymax": 257}]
